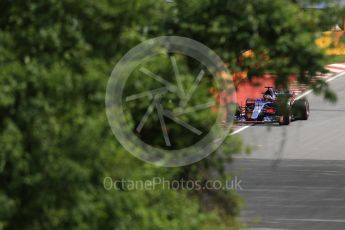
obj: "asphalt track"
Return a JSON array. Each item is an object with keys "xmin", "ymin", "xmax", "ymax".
[{"xmin": 229, "ymin": 72, "xmax": 345, "ymax": 229}]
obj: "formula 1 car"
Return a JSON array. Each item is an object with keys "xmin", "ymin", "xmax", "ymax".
[{"xmin": 234, "ymin": 87, "xmax": 309, "ymax": 125}]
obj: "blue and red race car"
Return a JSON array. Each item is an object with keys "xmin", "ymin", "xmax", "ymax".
[{"xmin": 234, "ymin": 87, "xmax": 309, "ymax": 125}]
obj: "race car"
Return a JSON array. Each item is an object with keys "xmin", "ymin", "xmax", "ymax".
[{"xmin": 234, "ymin": 87, "xmax": 309, "ymax": 125}]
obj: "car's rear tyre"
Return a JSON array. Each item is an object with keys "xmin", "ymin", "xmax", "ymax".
[
  {"xmin": 293, "ymin": 99, "xmax": 309, "ymax": 120},
  {"xmin": 299, "ymin": 100, "xmax": 309, "ymax": 120}
]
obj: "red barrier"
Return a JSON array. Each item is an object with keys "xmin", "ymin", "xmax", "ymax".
[
  {"xmin": 235, "ymin": 75, "xmax": 298, "ymax": 105},
  {"xmin": 236, "ymin": 75, "xmax": 275, "ymax": 106}
]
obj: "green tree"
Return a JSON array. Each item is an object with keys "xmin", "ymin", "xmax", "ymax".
[{"xmin": 0, "ymin": 1, "xmax": 235, "ymax": 229}]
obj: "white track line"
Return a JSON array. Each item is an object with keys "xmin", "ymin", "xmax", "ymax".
[
  {"xmin": 296, "ymin": 71, "xmax": 345, "ymax": 100},
  {"xmin": 326, "ymin": 71, "xmax": 345, "ymax": 83},
  {"xmin": 230, "ymin": 71, "xmax": 345, "ymax": 135},
  {"xmin": 230, "ymin": 125, "xmax": 252, "ymax": 135}
]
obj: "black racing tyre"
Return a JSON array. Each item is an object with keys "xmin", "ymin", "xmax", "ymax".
[
  {"xmin": 293, "ymin": 99, "xmax": 309, "ymax": 120},
  {"xmin": 235, "ymin": 104, "xmax": 241, "ymax": 117},
  {"xmin": 299, "ymin": 100, "xmax": 309, "ymax": 120},
  {"xmin": 277, "ymin": 99, "xmax": 291, "ymax": 125},
  {"xmin": 279, "ymin": 112, "xmax": 291, "ymax": 125}
]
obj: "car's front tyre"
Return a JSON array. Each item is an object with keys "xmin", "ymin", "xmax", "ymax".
[{"xmin": 279, "ymin": 112, "xmax": 291, "ymax": 125}]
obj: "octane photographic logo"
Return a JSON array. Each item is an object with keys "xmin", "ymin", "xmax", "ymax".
[{"xmin": 106, "ymin": 36, "xmax": 235, "ymax": 167}]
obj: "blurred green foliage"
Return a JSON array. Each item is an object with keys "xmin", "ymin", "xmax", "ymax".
[{"xmin": 0, "ymin": 0, "xmax": 343, "ymax": 229}]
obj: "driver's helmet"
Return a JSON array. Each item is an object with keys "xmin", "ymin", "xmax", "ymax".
[{"xmin": 263, "ymin": 88, "xmax": 276, "ymax": 100}]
